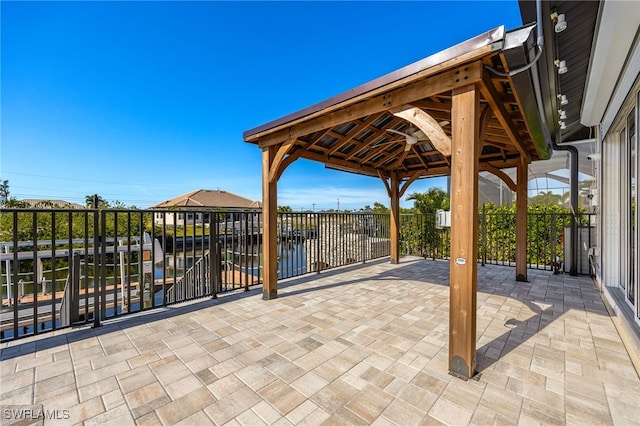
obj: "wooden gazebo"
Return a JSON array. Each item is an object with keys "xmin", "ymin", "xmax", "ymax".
[{"xmin": 244, "ymin": 25, "xmax": 551, "ymax": 380}]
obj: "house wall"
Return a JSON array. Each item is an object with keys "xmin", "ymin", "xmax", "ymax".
[
  {"xmin": 154, "ymin": 211, "xmax": 206, "ymax": 227},
  {"xmin": 153, "ymin": 210, "xmax": 261, "ymax": 230}
]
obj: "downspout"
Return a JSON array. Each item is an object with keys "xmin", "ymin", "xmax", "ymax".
[{"xmin": 550, "ymin": 142, "xmax": 579, "ymax": 276}]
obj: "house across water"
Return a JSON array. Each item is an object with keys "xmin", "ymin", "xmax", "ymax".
[{"xmin": 149, "ymin": 189, "xmax": 261, "ymax": 227}]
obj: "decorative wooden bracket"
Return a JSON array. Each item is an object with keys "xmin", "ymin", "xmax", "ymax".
[
  {"xmin": 391, "ymin": 105, "xmax": 452, "ymax": 156},
  {"xmin": 399, "ymin": 171, "xmax": 421, "ymax": 198},
  {"xmin": 378, "ymin": 170, "xmax": 392, "ymax": 198},
  {"xmin": 378, "ymin": 169, "xmax": 421, "ymax": 199},
  {"xmin": 480, "ymin": 163, "xmax": 517, "ymax": 192},
  {"xmin": 268, "ymin": 140, "xmax": 297, "ymax": 183}
]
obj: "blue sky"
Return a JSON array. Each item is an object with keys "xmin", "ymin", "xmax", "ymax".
[{"xmin": 1, "ymin": 1, "xmax": 524, "ymax": 210}]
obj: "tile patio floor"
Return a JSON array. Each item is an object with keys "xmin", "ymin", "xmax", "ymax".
[{"xmin": 1, "ymin": 256, "xmax": 639, "ymax": 425}]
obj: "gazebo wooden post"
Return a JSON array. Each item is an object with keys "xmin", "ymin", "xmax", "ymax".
[
  {"xmin": 262, "ymin": 145, "xmax": 279, "ymax": 300},
  {"xmin": 449, "ymin": 84, "xmax": 480, "ymax": 380},
  {"xmin": 390, "ymin": 171, "xmax": 401, "ymax": 264},
  {"xmin": 515, "ymin": 157, "xmax": 528, "ymax": 281}
]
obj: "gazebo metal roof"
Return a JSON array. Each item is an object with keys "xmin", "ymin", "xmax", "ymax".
[{"xmin": 244, "ymin": 25, "xmax": 551, "ymax": 184}]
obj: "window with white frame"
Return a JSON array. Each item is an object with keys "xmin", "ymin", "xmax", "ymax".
[
  {"xmin": 602, "ymin": 82, "xmax": 640, "ymax": 322},
  {"xmin": 627, "ymin": 106, "xmax": 636, "ymax": 306}
]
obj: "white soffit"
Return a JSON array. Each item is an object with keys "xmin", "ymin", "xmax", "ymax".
[{"xmin": 581, "ymin": 0, "xmax": 640, "ymax": 127}]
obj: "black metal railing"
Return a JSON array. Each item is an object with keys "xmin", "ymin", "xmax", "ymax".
[
  {"xmin": 400, "ymin": 211, "xmax": 596, "ymax": 274},
  {"xmin": 0, "ymin": 208, "xmax": 100, "ymax": 341},
  {"xmin": 277, "ymin": 212, "xmax": 391, "ymax": 275},
  {"xmin": 400, "ymin": 213, "xmax": 451, "ymax": 260},
  {"xmin": 0, "ymin": 207, "xmax": 595, "ymax": 342},
  {"xmin": 0, "ymin": 208, "xmax": 391, "ymax": 341}
]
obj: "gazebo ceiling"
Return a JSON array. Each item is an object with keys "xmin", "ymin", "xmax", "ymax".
[{"xmin": 244, "ymin": 25, "xmax": 551, "ymax": 182}]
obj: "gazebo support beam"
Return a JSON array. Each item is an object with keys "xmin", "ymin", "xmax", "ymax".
[
  {"xmin": 378, "ymin": 170, "xmax": 403, "ymax": 264},
  {"xmin": 262, "ymin": 145, "xmax": 279, "ymax": 300},
  {"xmin": 515, "ymin": 158, "xmax": 528, "ymax": 282},
  {"xmin": 390, "ymin": 171, "xmax": 400, "ymax": 264},
  {"xmin": 449, "ymin": 83, "xmax": 479, "ymax": 380}
]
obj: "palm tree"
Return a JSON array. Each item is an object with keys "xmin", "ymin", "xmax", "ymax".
[
  {"xmin": 0, "ymin": 179, "xmax": 9, "ymax": 205},
  {"xmin": 85, "ymin": 194, "xmax": 108, "ymax": 208},
  {"xmin": 406, "ymin": 187, "xmax": 450, "ymax": 259},
  {"xmin": 407, "ymin": 187, "xmax": 450, "ymax": 215}
]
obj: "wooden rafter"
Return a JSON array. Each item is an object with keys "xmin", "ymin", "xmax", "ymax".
[
  {"xmin": 344, "ymin": 120, "xmax": 401, "ymax": 162},
  {"xmin": 304, "ymin": 127, "xmax": 335, "ymax": 151},
  {"xmin": 479, "ymin": 105, "xmax": 492, "ymax": 141},
  {"xmin": 391, "ymin": 147, "xmax": 412, "ymax": 170},
  {"xmin": 362, "ymin": 141, "xmax": 403, "ymax": 165},
  {"xmin": 327, "ymin": 112, "xmax": 386, "ymax": 157},
  {"xmin": 412, "ymin": 99, "xmax": 453, "ymax": 113},
  {"xmin": 302, "ymin": 150, "xmax": 381, "ymax": 177},
  {"xmin": 413, "ymin": 147, "xmax": 431, "ymax": 170},
  {"xmin": 479, "ymin": 72, "xmax": 531, "ymax": 163}
]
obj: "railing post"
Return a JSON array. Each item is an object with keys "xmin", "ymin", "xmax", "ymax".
[
  {"xmin": 551, "ymin": 213, "xmax": 558, "ymax": 274},
  {"xmin": 361, "ymin": 215, "xmax": 366, "ymax": 263},
  {"xmin": 316, "ymin": 214, "xmax": 321, "ymax": 274},
  {"xmin": 244, "ymin": 213, "xmax": 250, "ymax": 291},
  {"xmin": 93, "ymin": 208, "xmax": 101, "ymax": 328},
  {"xmin": 211, "ymin": 213, "xmax": 218, "ymax": 298},
  {"xmin": 481, "ymin": 204, "xmax": 486, "ymax": 266},
  {"xmin": 31, "ymin": 211, "xmax": 39, "ymax": 335},
  {"xmin": 72, "ymin": 253, "xmax": 81, "ymax": 325}
]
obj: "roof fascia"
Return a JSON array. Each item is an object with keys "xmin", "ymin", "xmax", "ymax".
[{"xmin": 582, "ymin": 0, "xmax": 640, "ymax": 128}]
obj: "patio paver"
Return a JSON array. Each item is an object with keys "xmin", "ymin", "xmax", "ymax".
[{"xmin": 1, "ymin": 256, "xmax": 639, "ymax": 425}]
